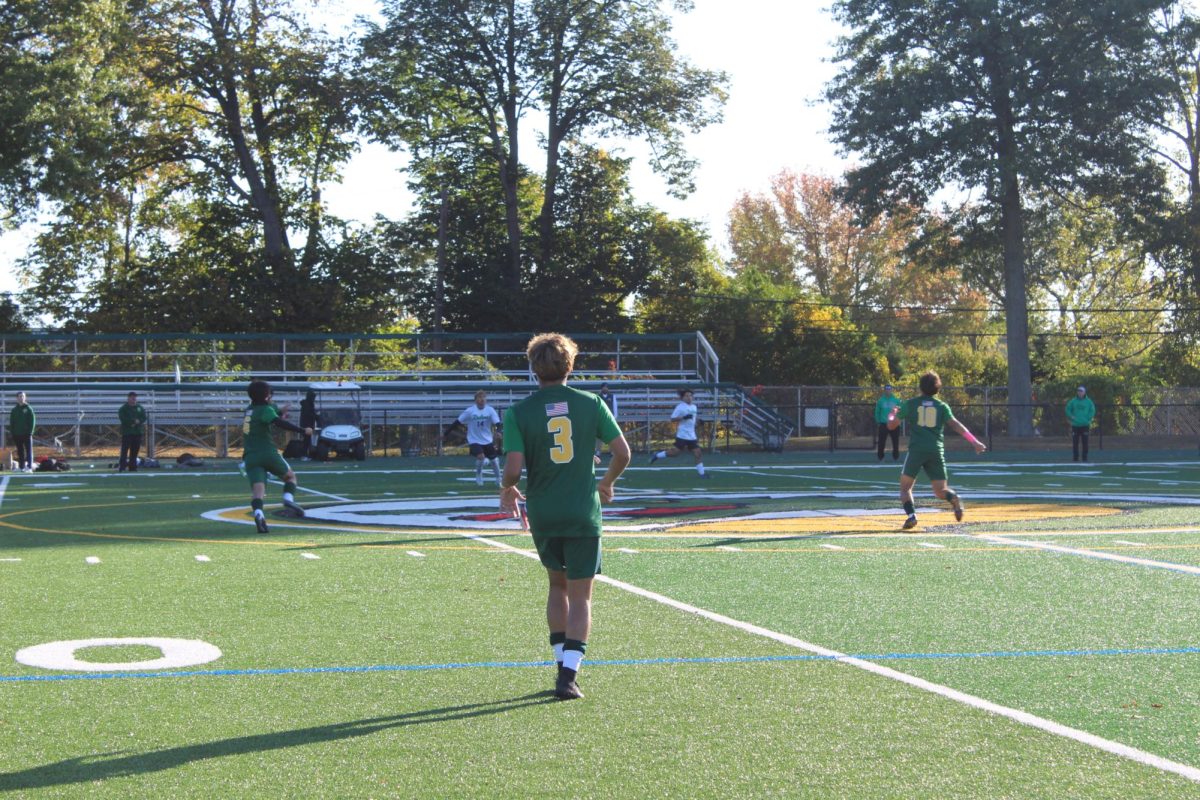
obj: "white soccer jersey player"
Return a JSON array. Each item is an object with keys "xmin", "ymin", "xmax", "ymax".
[
  {"xmin": 671, "ymin": 401, "xmax": 699, "ymax": 440},
  {"xmin": 458, "ymin": 404, "xmax": 500, "ymax": 445}
]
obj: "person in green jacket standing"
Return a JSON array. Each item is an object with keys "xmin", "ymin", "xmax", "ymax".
[
  {"xmin": 9, "ymin": 391, "xmax": 35, "ymax": 472},
  {"xmin": 874, "ymin": 384, "xmax": 902, "ymax": 461},
  {"xmin": 118, "ymin": 391, "xmax": 149, "ymax": 472},
  {"xmin": 1066, "ymin": 385, "xmax": 1096, "ymax": 462}
]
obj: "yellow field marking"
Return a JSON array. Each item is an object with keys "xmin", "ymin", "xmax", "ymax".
[{"xmin": 666, "ymin": 503, "xmax": 1119, "ymax": 535}]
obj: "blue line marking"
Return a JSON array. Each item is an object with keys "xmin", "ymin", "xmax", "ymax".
[{"xmin": 2, "ymin": 645, "xmax": 1199, "ymax": 683}]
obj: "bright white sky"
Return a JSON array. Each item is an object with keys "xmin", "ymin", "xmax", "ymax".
[{"xmin": 0, "ymin": 0, "xmax": 847, "ymax": 295}]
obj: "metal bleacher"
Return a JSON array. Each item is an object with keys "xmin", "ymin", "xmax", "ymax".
[{"xmin": 0, "ymin": 331, "xmax": 795, "ymax": 457}]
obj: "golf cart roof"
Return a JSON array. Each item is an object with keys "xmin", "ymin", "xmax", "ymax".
[{"xmin": 308, "ymin": 381, "xmax": 361, "ymax": 391}]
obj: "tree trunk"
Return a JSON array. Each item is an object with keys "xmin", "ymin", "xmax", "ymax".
[{"xmin": 994, "ymin": 110, "xmax": 1034, "ymax": 437}]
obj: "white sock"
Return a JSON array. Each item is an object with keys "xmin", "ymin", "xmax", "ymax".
[
  {"xmin": 655, "ymin": 450, "xmax": 667, "ymax": 459},
  {"xmin": 562, "ymin": 649, "xmax": 583, "ymax": 673},
  {"xmin": 553, "ymin": 643, "xmax": 565, "ymax": 663},
  {"xmin": 254, "ymin": 509, "xmax": 265, "ymax": 518},
  {"xmin": 697, "ymin": 463, "xmax": 705, "ymax": 475},
  {"xmin": 283, "ymin": 492, "xmax": 294, "ymax": 504}
]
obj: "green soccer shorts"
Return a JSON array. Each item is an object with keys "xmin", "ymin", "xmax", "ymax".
[
  {"xmin": 243, "ymin": 449, "xmax": 291, "ymax": 485},
  {"xmin": 533, "ymin": 535, "xmax": 603, "ymax": 580},
  {"xmin": 901, "ymin": 449, "xmax": 948, "ymax": 482}
]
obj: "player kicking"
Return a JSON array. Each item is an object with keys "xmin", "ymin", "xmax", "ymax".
[
  {"xmin": 887, "ymin": 371, "xmax": 986, "ymax": 530},
  {"xmin": 647, "ymin": 389, "xmax": 709, "ymax": 479},
  {"xmin": 242, "ymin": 380, "xmax": 313, "ymax": 533},
  {"xmin": 500, "ymin": 333, "xmax": 631, "ymax": 701},
  {"xmin": 448, "ymin": 390, "xmax": 502, "ymax": 486}
]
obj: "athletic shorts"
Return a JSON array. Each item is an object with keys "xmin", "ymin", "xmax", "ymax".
[
  {"xmin": 902, "ymin": 449, "xmax": 948, "ymax": 482},
  {"xmin": 468, "ymin": 443, "xmax": 499, "ymax": 459},
  {"xmin": 243, "ymin": 449, "xmax": 291, "ymax": 485},
  {"xmin": 674, "ymin": 438, "xmax": 700, "ymax": 451},
  {"xmin": 533, "ymin": 536, "xmax": 602, "ymax": 580}
]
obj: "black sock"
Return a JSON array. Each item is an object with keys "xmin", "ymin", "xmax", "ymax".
[{"xmin": 903, "ymin": 500, "xmax": 915, "ymax": 516}]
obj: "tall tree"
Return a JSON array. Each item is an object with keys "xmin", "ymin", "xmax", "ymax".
[
  {"xmin": 362, "ymin": 0, "xmax": 726, "ymax": 308},
  {"xmin": 825, "ymin": 0, "xmax": 1174, "ymax": 434}
]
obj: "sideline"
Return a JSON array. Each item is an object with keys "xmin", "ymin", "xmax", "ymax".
[
  {"xmin": 456, "ymin": 528, "xmax": 1200, "ymax": 784},
  {"xmin": 970, "ymin": 533, "xmax": 1200, "ymax": 577}
]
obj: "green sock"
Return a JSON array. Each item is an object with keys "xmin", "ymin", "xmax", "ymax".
[
  {"xmin": 903, "ymin": 500, "xmax": 915, "ymax": 516},
  {"xmin": 284, "ymin": 481, "xmax": 297, "ymax": 495},
  {"xmin": 251, "ymin": 498, "xmax": 264, "ymax": 513}
]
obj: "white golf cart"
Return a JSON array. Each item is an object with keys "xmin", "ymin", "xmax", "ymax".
[{"xmin": 309, "ymin": 382, "xmax": 367, "ymax": 461}]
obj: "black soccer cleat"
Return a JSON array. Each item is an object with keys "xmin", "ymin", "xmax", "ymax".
[
  {"xmin": 950, "ymin": 496, "xmax": 964, "ymax": 522},
  {"xmin": 647, "ymin": 453, "xmax": 659, "ymax": 465},
  {"xmin": 282, "ymin": 497, "xmax": 306, "ymax": 518},
  {"xmin": 554, "ymin": 667, "xmax": 583, "ymax": 700},
  {"xmin": 254, "ymin": 513, "xmax": 270, "ymax": 534},
  {"xmin": 902, "ymin": 515, "xmax": 918, "ymax": 531}
]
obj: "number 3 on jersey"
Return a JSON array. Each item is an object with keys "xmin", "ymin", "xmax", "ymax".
[
  {"xmin": 916, "ymin": 404, "xmax": 938, "ymax": 428},
  {"xmin": 547, "ymin": 417, "xmax": 574, "ymax": 463}
]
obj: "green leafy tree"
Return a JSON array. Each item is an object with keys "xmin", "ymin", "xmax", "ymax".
[
  {"xmin": 362, "ymin": 0, "xmax": 727, "ymax": 305},
  {"xmin": 825, "ymin": 0, "xmax": 1175, "ymax": 434}
]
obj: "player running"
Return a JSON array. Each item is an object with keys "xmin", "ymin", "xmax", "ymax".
[
  {"xmin": 500, "ymin": 333, "xmax": 631, "ymax": 701},
  {"xmin": 449, "ymin": 390, "xmax": 502, "ymax": 486},
  {"xmin": 647, "ymin": 389, "xmax": 708, "ymax": 479},
  {"xmin": 887, "ymin": 371, "xmax": 986, "ymax": 530},
  {"xmin": 242, "ymin": 380, "xmax": 313, "ymax": 533}
]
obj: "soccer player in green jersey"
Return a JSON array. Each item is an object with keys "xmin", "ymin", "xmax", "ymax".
[
  {"xmin": 242, "ymin": 380, "xmax": 313, "ymax": 533},
  {"xmin": 499, "ymin": 333, "xmax": 631, "ymax": 701},
  {"xmin": 887, "ymin": 371, "xmax": 986, "ymax": 530}
]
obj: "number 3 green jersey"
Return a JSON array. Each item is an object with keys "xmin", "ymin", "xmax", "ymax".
[
  {"xmin": 503, "ymin": 385, "xmax": 621, "ymax": 538},
  {"xmin": 897, "ymin": 395, "xmax": 956, "ymax": 454}
]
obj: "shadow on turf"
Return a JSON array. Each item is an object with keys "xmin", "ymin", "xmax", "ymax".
[{"xmin": 0, "ymin": 691, "xmax": 556, "ymax": 791}]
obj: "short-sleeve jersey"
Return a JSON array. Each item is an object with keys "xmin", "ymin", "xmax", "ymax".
[
  {"xmin": 458, "ymin": 404, "xmax": 501, "ymax": 445},
  {"xmin": 672, "ymin": 401, "xmax": 699, "ymax": 440},
  {"xmin": 503, "ymin": 384, "xmax": 621, "ymax": 538},
  {"xmin": 242, "ymin": 403, "xmax": 281, "ymax": 455},
  {"xmin": 897, "ymin": 395, "xmax": 955, "ymax": 453}
]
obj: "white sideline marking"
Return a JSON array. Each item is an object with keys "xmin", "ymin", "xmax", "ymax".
[
  {"xmin": 60, "ymin": 496, "xmax": 70, "ymax": 500},
  {"xmin": 406, "ymin": 551, "xmax": 425, "ymax": 558},
  {"xmin": 1113, "ymin": 541, "xmax": 1145, "ymax": 547},
  {"xmin": 85, "ymin": 557, "xmax": 100, "ymax": 565},
  {"xmin": 617, "ymin": 548, "xmax": 639, "ymax": 554},
  {"xmin": 267, "ymin": 479, "xmax": 349, "ymax": 503},
  {"xmin": 0, "ymin": 475, "xmax": 8, "ymax": 511},
  {"xmin": 974, "ymin": 534, "xmax": 1200, "ymax": 577},
  {"xmin": 300, "ymin": 553, "xmax": 320, "ymax": 560},
  {"xmin": 1044, "ymin": 483, "xmax": 1063, "ymax": 487},
  {"xmin": 0, "ymin": 558, "xmax": 21, "ymax": 562},
  {"xmin": 917, "ymin": 542, "xmax": 945, "ymax": 549},
  {"xmin": 195, "ymin": 555, "xmax": 211, "ymax": 562},
  {"xmin": 1101, "ymin": 483, "xmax": 1122, "ymax": 487},
  {"xmin": 717, "ymin": 545, "xmax": 742, "ymax": 552},
  {"xmin": 456, "ymin": 529, "xmax": 1200, "ymax": 784},
  {"xmin": 820, "ymin": 544, "xmax": 845, "ymax": 551},
  {"xmin": 126, "ymin": 495, "xmax": 137, "ymax": 499},
  {"xmin": 191, "ymin": 494, "xmax": 201, "ymax": 498}
]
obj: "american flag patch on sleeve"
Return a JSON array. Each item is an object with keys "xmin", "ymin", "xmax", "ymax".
[{"xmin": 545, "ymin": 401, "xmax": 569, "ymax": 417}]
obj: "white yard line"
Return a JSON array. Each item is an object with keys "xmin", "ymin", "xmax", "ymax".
[
  {"xmin": 973, "ymin": 534, "xmax": 1200, "ymax": 577},
  {"xmin": 453, "ymin": 528, "xmax": 1200, "ymax": 784},
  {"xmin": 0, "ymin": 475, "xmax": 8, "ymax": 512}
]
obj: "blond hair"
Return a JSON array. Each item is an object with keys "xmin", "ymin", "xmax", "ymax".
[{"xmin": 526, "ymin": 333, "xmax": 578, "ymax": 383}]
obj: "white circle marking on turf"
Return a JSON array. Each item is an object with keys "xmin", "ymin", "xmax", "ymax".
[{"xmin": 15, "ymin": 637, "xmax": 222, "ymax": 672}]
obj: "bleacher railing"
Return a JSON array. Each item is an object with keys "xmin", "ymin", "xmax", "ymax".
[{"xmin": 0, "ymin": 331, "xmax": 720, "ymax": 383}]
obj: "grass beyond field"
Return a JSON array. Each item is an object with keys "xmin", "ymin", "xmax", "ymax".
[{"xmin": 1, "ymin": 450, "xmax": 1199, "ymax": 797}]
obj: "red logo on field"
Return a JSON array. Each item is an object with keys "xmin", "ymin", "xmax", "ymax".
[{"xmin": 449, "ymin": 503, "xmax": 745, "ymax": 523}]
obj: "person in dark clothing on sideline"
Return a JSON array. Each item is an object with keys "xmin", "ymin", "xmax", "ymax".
[
  {"xmin": 9, "ymin": 392, "xmax": 34, "ymax": 472},
  {"xmin": 118, "ymin": 391, "xmax": 148, "ymax": 472}
]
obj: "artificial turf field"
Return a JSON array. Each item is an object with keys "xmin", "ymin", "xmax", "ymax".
[{"xmin": 2, "ymin": 449, "xmax": 1200, "ymax": 797}]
